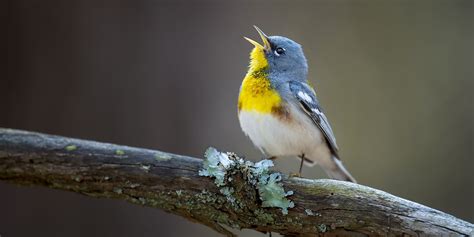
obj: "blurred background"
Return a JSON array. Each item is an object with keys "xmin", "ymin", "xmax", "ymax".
[{"xmin": 1, "ymin": 0, "xmax": 473, "ymax": 236}]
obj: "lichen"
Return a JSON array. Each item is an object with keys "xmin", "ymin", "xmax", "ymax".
[
  {"xmin": 198, "ymin": 147, "xmax": 234, "ymax": 186},
  {"xmin": 220, "ymin": 187, "xmax": 236, "ymax": 204},
  {"xmin": 115, "ymin": 149, "xmax": 125, "ymax": 156},
  {"xmin": 155, "ymin": 152, "xmax": 172, "ymax": 161},
  {"xmin": 253, "ymin": 159, "xmax": 274, "ymax": 176},
  {"xmin": 199, "ymin": 147, "xmax": 294, "ymax": 215},
  {"xmin": 305, "ymin": 209, "xmax": 321, "ymax": 217},
  {"xmin": 318, "ymin": 224, "xmax": 327, "ymax": 233},
  {"xmin": 129, "ymin": 183, "xmax": 140, "ymax": 188},
  {"xmin": 72, "ymin": 175, "xmax": 82, "ymax": 182},
  {"xmin": 113, "ymin": 187, "xmax": 123, "ymax": 194},
  {"xmin": 65, "ymin": 145, "xmax": 77, "ymax": 151},
  {"xmin": 195, "ymin": 189, "xmax": 219, "ymax": 204},
  {"xmin": 257, "ymin": 173, "xmax": 294, "ymax": 215}
]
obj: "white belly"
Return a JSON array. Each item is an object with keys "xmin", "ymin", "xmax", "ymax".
[{"xmin": 238, "ymin": 106, "xmax": 331, "ymax": 166}]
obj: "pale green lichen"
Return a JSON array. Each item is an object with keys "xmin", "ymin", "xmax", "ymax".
[
  {"xmin": 198, "ymin": 147, "xmax": 234, "ymax": 186},
  {"xmin": 129, "ymin": 183, "xmax": 140, "ymax": 188},
  {"xmin": 115, "ymin": 149, "xmax": 125, "ymax": 156},
  {"xmin": 72, "ymin": 175, "xmax": 82, "ymax": 182},
  {"xmin": 155, "ymin": 152, "xmax": 172, "ymax": 161},
  {"xmin": 113, "ymin": 187, "xmax": 123, "ymax": 194},
  {"xmin": 257, "ymin": 173, "xmax": 294, "ymax": 215},
  {"xmin": 176, "ymin": 190, "xmax": 183, "ymax": 196},
  {"xmin": 195, "ymin": 189, "xmax": 218, "ymax": 204},
  {"xmin": 305, "ymin": 209, "xmax": 321, "ymax": 217},
  {"xmin": 253, "ymin": 159, "xmax": 274, "ymax": 176},
  {"xmin": 199, "ymin": 147, "xmax": 294, "ymax": 215},
  {"xmin": 318, "ymin": 223, "xmax": 327, "ymax": 233},
  {"xmin": 220, "ymin": 187, "xmax": 236, "ymax": 204},
  {"xmin": 65, "ymin": 145, "xmax": 77, "ymax": 151}
]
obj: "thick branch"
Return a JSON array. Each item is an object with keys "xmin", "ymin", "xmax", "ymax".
[{"xmin": 0, "ymin": 128, "xmax": 472, "ymax": 236}]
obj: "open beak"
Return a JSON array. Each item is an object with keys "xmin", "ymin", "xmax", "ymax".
[{"xmin": 244, "ymin": 25, "xmax": 271, "ymax": 52}]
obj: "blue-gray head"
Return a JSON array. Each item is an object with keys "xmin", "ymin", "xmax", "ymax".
[{"xmin": 244, "ymin": 26, "xmax": 308, "ymax": 82}]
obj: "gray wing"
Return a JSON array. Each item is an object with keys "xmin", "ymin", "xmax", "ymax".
[{"xmin": 288, "ymin": 81, "xmax": 340, "ymax": 158}]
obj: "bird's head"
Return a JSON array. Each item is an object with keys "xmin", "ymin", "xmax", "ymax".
[{"xmin": 244, "ymin": 26, "xmax": 308, "ymax": 80}]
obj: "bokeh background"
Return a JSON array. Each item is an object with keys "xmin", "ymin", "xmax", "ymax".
[{"xmin": 1, "ymin": 0, "xmax": 473, "ymax": 236}]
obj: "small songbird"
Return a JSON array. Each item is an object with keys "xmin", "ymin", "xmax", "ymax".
[{"xmin": 238, "ymin": 26, "xmax": 356, "ymax": 182}]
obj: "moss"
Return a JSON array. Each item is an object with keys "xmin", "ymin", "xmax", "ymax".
[
  {"xmin": 146, "ymin": 198, "xmax": 160, "ymax": 207},
  {"xmin": 195, "ymin": 189, "xmax": 219, "ymax": 204},
  {"xmin": 65, "ymin": 145, "xmax": 77, "ymax": 151},
  {"xmin": 254, "ymin": 209, "xmax": 275, "ymax": 224},
  {"xmin": 137, "ymin": 191, "xmax": 183, "ymax": 211},
  {"xmin": 210, "ymin": 211, "xmax": 232, "ymax": 226}
]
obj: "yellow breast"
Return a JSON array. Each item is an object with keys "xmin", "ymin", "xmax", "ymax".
[
  {"xmin": 238, "ymin": 47, "xmax": 282, "ymax": 114},
  {"xmin": 238, "ymin": 76, "xmax": 281, "ymax": 113}
]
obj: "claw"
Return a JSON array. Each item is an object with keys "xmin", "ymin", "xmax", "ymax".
[{"xmin": 289, "ymin": 172, "xmax": 301, "ymax": 178}]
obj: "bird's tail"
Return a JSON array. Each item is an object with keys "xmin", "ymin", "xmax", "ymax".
[{"xmin": 324, "ymin": 157, "xmax": 357, "ymax": 183}]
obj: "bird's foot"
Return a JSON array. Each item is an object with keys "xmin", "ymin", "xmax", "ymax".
[{"xmin": 289, "ymin": 172, "xmax": 302, "ymax": 178}]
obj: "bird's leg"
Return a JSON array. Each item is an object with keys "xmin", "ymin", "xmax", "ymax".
[
  {"xmin": 298, "ymin": 153, "xmax": 305, "ymax": 177},
  {"xmin": 290, "ymin": 154, "xmax": 305, "ymax": 177}
]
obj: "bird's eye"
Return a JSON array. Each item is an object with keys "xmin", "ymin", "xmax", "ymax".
[{"xmin": 274, "ymin": 47, "xmax": 285, "ymax": 56}]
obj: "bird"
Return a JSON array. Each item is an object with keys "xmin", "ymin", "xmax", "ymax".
[{"xmin": 238, "ymin": 26, "xmax": 356, "ymax": 183}]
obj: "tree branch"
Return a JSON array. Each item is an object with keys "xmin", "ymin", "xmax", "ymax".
[{"xmin": 0, "ymin": 128, "xmax": 472, "ymax": 236}]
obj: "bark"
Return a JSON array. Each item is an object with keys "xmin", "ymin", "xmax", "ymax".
[{"xmin": 0, "ymin": 128, "xmax": 472, "ymax": 236}]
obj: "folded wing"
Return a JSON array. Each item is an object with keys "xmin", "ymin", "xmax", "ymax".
[{"xmin": 288, "ymin": 80, "xmax": 340, "ymax": 158}]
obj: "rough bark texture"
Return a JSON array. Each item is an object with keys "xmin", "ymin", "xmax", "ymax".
[{"xmin": 0, "ymin": 128, "xmax": 472, "ymax": 236}]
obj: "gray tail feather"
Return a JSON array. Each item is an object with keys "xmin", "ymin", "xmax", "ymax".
[{"xmin": 325, "ymin": 157, "xmax": 357, "ymax": 183}]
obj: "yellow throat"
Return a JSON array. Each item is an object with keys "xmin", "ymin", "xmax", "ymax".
[{"xmin": 238, "ymin": 47, "xmax": 281, "ymax": 114}]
